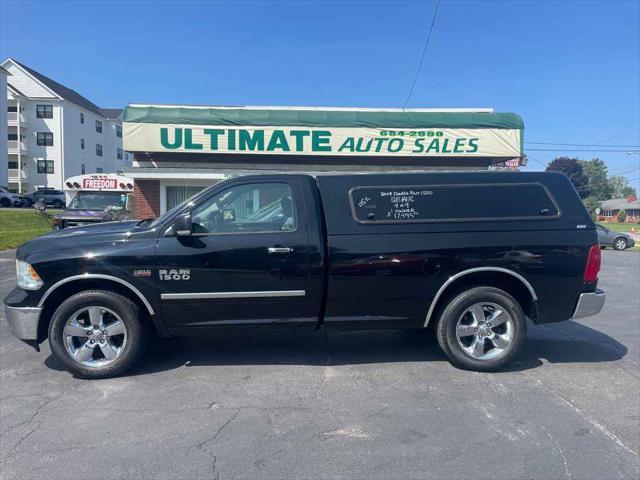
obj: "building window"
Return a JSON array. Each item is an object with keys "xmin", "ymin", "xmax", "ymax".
[
  {"xmin": 96, "ymin": 167, "xmax": 104, "ymax": 173},
  {"xmin": 37, "ymin": 132, "xmax": 54, "ymax": 146},
  {"xmin": 8, "ymin": 133, "xmax": 18, "ymax": 141},
  {"xmin": 117, "ymin": 148, "xmax": 123, "ymax": 160},
  {"xmin": 37, "ymin": 159, "xmax": 54, "ymax": 174},
  {"xmin": 96, "ymin": 120, "xmax": 102, "ymax": 133},
  {"xmin": 8, "ymin": 161, "xmax": 18, "ymax": 169},
  {"xmin": 8, "ymin": 105, "xmax": 17, "ymax": 112},
  {"xmin": 80, "ymin": 112, "xmax": 84, "ymax": 124},
  {"xmin": 116, "ymin": 125, "xmax": 122, "ymax": 138},
  {"xmin": 81, "ymin": 163, "xmax": 86, "ymax": 174},
  {"xmin": 96, "ymin": 144, "xmax": 103, "ymax": 156},
  {"xmin": 125, "ymin": 152, "xmax": 129, "ymax": 161},
  {"xmin": 36, "ymin": 104, "xmax": 53, "ymax": 118},
  {"xmin": 81, "ymin": 138, "xmax": 85, "ymax": 149}
]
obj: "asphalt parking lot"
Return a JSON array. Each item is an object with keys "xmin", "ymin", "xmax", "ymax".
[{"xmin": 0, "ymin": 249, "xmax": 638, "ymax": 480}]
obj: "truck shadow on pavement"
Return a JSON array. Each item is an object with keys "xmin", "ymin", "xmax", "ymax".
[{"xmin": 42, "ymin": 320, "xmax": 628, "ymax": 376}]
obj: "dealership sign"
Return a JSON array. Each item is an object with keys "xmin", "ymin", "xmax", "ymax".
[{"xmin": 123, "ymin": 106, "xmax": 524, "ymax": 159}]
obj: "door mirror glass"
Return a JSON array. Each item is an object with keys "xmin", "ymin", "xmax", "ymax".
[{"xmin": 174, "ymin": 213, "xmax": 193, "ymax": 237}]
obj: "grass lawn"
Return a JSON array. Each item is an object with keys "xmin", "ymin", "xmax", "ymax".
[
  {"xmin": 0, "ymin": 209, "xmax": 62, "ymax": 250},
  {"xmin": 597, "ymin": 222, "xmax": 640, "ymax": 234}
]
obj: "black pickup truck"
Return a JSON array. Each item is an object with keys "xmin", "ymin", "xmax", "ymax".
[{"xmin": 4, "ymin": 172, "xmax": 605, "ymax": 378}]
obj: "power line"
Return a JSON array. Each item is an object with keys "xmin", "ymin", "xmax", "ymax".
[
  {"xmin": 525, "ymin": 141, "xmax": 640, "ymax": 148},
  {"xmin": 592, "ymin": 128, "xmax": 640, "ymax": 145},
  {"xmin": 402, "ymin": 0, "xmax": 441, "ymax": 109},
  {"xmin": 526, "ymin": 148, "xmax": 637, "ymax": 152}
]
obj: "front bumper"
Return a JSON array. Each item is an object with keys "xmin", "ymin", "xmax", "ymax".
[
  {"xmin": 572, "ymin": 289, "xmax": 606, "ymax": 319},
  {"xmin": 4, "ymin": 305, "xmax": 41, "ymax": 340}
]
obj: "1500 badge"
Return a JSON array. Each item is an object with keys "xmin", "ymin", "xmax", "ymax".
[{"xmin": 159, "ymin": 269, "xmax": 191, "ymax": 280}]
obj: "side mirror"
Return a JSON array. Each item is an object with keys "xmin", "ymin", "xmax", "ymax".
[{"xmin": 174, "ymin": 213, "xmax": 193, "ymax": 237}]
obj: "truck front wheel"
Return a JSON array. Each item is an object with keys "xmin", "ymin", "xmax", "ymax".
[
  {"xmin": 48, "ymin": 290, "xmax": 148, "ymax": 378},
  {"xmin": 436, "ymin": 286, "xmax": 527, "ymax": 371}
]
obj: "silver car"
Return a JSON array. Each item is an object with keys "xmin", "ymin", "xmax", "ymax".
[
  {"xmin": 0, "ymin": 186, "xmax": 23, "ymax": 208},
  {"xmin": 596, "ymin": 224, "xmax": 636, "ymax": 250}
]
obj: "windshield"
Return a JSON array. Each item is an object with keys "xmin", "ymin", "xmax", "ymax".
[{"xmin": 67, "ymin": 192, "xmax": 126, "ymax": 210}]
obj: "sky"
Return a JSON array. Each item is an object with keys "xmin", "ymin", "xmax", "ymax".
[{"xmin": 1, "ymin": 0, "xmax": 639, "ymax": 187}]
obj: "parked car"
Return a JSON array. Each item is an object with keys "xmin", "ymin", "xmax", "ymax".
[
  {"xmin": 18, "ymin": 194, "xmax": 34, "ymax": 208},
  {"xmin": 0, "ymin": 186, "xmax": 23, "ymax": 208},
  {"xmin": 596, "ymin": 223, "xmax": 636, "ymax": 250},
  {"xmin": 4, "ymin": 171, "xmax": 605, "ymax": 378},
  {"xmin": 27, "ymin": 189, "xmax": 65, "ymax": 209}
]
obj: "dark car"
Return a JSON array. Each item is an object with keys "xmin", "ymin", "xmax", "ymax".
[
  {"xmin": 596, "ymin": 223, "xmax": 636, "ymax": 250},
  {"xmin": 27, "ymin": 188, "xmax": 65, "ymax": 209},
  {"xmin": 4, "ymin": 172, "xmax": 605, "ymax": 378}
]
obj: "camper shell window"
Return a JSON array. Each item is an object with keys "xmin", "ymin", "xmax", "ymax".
[{"xmin": 349, "ymin": 183, "xmax": 560, "ymax": 224}]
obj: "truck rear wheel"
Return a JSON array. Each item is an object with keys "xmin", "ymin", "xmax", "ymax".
[
  {"xmin": 436, "ymin": 286, "xmax": 526, "ymax": 371},
  {"xmin": 48, "ymin": 290, "xmax": 148, "ymax": 378}
]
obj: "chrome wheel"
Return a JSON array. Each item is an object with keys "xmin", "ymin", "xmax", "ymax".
[
  {"xmin": 614, "ymin": 238, "xmax": 627, "ymax": 250},
  {"xmin": 63, "ymin": 306, "xmax": 127, "ymax": 367},
  {"xmin": 455, "ymin": 302, "xmax": 514, "ymax": 361}
]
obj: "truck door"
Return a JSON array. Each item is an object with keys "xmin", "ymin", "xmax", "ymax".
[{"xmin": 156, "ymin": 178, "xmax": 313, "ymax": 330}]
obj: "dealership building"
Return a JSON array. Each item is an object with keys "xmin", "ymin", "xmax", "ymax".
[{"xmin": 122, "ymin": 104, "xmax": 524, "ymax": 218}]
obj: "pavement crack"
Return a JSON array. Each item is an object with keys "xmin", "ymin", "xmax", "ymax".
[
  {"xmin": 193, "ymin": 409, "xmax": 241, "ymax": 479},
  {"xmin": 533, "ymin": 378, "xmax": 639, "ymax": 459},
  {"xmin": 0, "ymin": 379, "xmax": 83, "ymax": 463},
  {"xmin": 539, "ymin": 424, "xmax": 571, "ymax": 480}
]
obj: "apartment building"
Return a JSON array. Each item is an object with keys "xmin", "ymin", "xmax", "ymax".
[{"xmin": 2, "ymin": 58, "xmax": 131, "ymax": 193}]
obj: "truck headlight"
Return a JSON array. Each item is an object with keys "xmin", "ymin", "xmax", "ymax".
[{"xmin": 16, "ymin": 260, "xmax": 44, "ymax": 290}]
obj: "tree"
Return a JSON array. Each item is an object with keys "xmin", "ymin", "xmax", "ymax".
[
  {"xmin": 583, "ymin": 196, "xmax": 600, "ymax": 220},
  {"xmin": 617, "ymin": 209, "xmax": 627, "ymax": 223},
  {"xmin": 608, "ymin": 175, "xmax": 636, "ymax": 198},
  {"xmin": 581, "ymin": 158, "xmax": 611, "ymax": 201},
  {"xmin": 546, "ymin": 157, "xmax": 589, "ymax": 198}
]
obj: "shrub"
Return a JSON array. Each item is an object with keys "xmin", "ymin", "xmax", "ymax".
[{"xmin": 617, "ymin": 209, "xmax": 627, "ymax": 223}]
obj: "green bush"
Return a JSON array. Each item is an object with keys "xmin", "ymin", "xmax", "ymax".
[{"xmin": 617, "ymin": 209, "xmax": 627, "ymax": 223}]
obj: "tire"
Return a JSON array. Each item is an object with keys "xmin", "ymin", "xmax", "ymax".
[
  {"xmin": 436, "ymin": 286, "xmax": 527, "ymax": 372},
  {"xmin": 48, "ymin": 290, "xmax": 148, "ymax": 378},
  {"xmin": 53, "ymin": 199, "xmax": 62, "ymax": 209},
  {"xmin": 613, "ymin": 237, "xmax": 628, "ymax": 250},
  {"xmin": 0, "ymin": 198, "xmax": 10, "ymax": 208}
]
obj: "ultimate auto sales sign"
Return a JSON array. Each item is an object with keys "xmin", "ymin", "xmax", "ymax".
[{"xmin": 124, "ymin": 124, "xmax": 521, "ymax": 158}]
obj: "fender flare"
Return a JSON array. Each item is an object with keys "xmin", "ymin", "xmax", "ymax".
[
  {"xmin": 423, "ymin": 267, "xmax": 538, "ymax": 327},
  {"xmin": 37, "ymin": 273, "xmax": 155, "ymax": 315}
]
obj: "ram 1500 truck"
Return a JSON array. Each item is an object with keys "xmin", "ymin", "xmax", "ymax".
[{"xmin": 3, "ymin": 172, "xmax": 605, "ymax": 378}]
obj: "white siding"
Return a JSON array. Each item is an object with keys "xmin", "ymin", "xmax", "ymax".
[
  {"xmin": 0, "ymin": 70, "xmax": 7, "ymax": 187},
  {"xmin": 2, "ymin": 63, "xmax": 57, "ymax": 99}
]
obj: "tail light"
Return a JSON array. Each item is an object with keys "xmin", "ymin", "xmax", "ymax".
[{"xmin": 583, "ymin": 244, "xmax": 601, "ymax": 282}]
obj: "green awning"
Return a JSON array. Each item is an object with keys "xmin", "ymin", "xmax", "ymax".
[{"xmin": 124, "ymin": 105, "xmax": 524, "ymax": 130}]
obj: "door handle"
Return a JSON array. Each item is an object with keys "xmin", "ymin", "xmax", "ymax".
[{"xmin": 268, "ymin": 247, "xmax": 293, "ymax": 254}]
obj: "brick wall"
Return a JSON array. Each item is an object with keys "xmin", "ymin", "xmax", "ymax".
[{"xmin": 134, "ymin": 180, "xmax": 160, "ymax": 219}]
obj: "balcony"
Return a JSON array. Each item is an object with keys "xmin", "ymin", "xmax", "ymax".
[
  {"xmin": 7, "ymin": 112, "xmax": 28, "ymax": 126},
  {"xmin": 8, "ymin": 140, "xmax": 28, "ymax": 153},
  {"xmin": 8, "ymin": 168, "xmax": 28, "ymax": 180}
]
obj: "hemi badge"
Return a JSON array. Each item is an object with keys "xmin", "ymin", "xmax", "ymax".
[{"xmin": 133, "ymin": 269, "xmax": 152, "ymax": 277}]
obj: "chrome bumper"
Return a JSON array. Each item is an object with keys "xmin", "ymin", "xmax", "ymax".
[
  {"xmin": 4, "ymin": 305, "xmax": 42, "ymax": 340},
  {"xmin": 572, "ymin": 289, "xmax": 606, "ymax": 319}
]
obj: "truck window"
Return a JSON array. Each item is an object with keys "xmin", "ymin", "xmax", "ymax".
[
  {"xmin": 191, "ymin": 183, "xmax": 296, "ymax": 234},
  {"xmin": 350, "ymin": 183, "xmax": 560, "ymax": 223}
]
